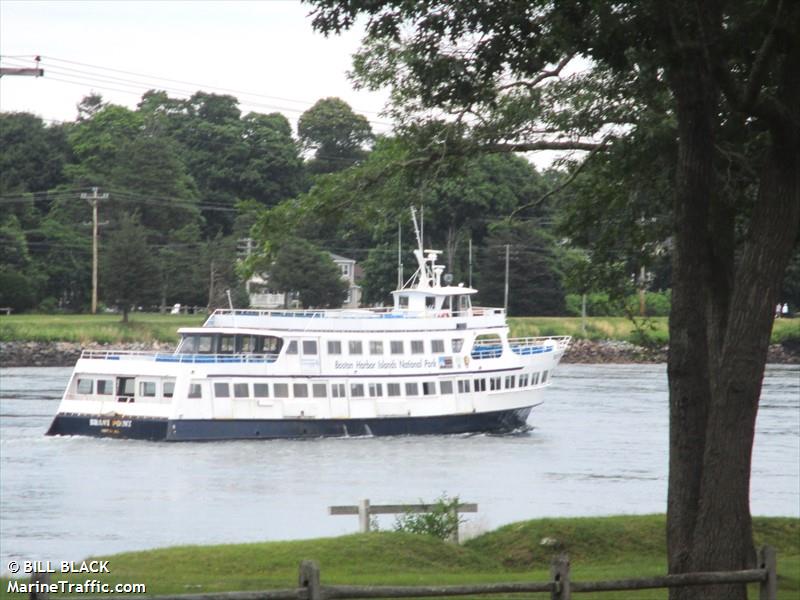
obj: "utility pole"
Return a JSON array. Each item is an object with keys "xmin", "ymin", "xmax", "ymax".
[
  {"xmin": 81, "ymin": 187, "xmax": 108, "ymax": 314},
  {"xmin": 504, "ymin": 244, "xmax": 510, "ymax": 313},
  {"xmin": 0, "ymin": 56, "xmax": 44, "ymax": 78},
  {"xmin": 468, "ymin": 238, "xmax": 473, "ymax": 288}
]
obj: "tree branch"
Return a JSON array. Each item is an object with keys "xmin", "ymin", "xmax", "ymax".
[
  {"xmin": 484, "ymin": 139, "xmax": 607, "ymax": 153},
  {"xmin": 497, "ymin": 54, "xmax": 575, "ymax": 92},
  {"xmin": 506, "ymin": 135, "xmax": 613, "ymax": 220}
]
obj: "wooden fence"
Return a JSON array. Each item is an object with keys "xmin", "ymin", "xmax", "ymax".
[
  {"xmin": 328, "ymin": 499, "xmax": 478, "ymax": 542},
  {"xmin": 27, "ymin": 546, "xmax": 777, "ymax": 600}
]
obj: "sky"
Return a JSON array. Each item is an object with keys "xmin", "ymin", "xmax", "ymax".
[{"xmin": 0, "ymin": 1, "xmax": 393, "ymax": 134}]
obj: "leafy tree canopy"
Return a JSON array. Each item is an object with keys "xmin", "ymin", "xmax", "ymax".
[
  {"xmin": 298, "ymin": 97, "xmax": 373, "ymax": 174},
  {"xmin": 266, "ymin": 238, "xmax": 349, "ymax": 308}
]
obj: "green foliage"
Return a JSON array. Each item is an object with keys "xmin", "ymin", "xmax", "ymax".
[
  {"xmin": 393, "ymin": 494, "xmax": 463, "ymax": 541},
  {"xmin": 267, "ymin": 238, "xmax": 349, "ymax": 308},
  {"xmin": 298, "ymin": 97, "xmax": 373, "ymax": 174},
  {"xmin": 101, "ymin": 214, "xmax": 160, "ymax": 322},
  {"xmin": 0, "ymin": 269, "xmax": 36, "ymax": 313},
  {"xmin": 476, "ymin": 221, "xmax": 565, "ymax": 316},
  {"xmin": 0, "ymin": 112, "xmax": 69, "ymax": 195},
  {"xmin": 565, "ymin": 291, "xmax": 671, "ymax": 318}
]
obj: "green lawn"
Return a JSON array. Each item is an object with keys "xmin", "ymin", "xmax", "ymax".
[
  {"xmin": 1, "ymin": 515, "xmax": 797, "ymax": 599},
  {"xmin": 1, "ymin": 313, "xmax": 798, "ymax": 344}
]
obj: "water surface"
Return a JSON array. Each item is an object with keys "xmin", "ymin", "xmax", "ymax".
[{"xmin": 1, "ymin": 363, "xmax": 797, "ymax": 571}]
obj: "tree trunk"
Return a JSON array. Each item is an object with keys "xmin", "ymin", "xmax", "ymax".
[
  {"xmin": 665, "ymin": 4, "xmax": 800, "ymax": 599},
  {"xmin": 665, "ymin": 49, "xmax": 717, "ymax": 598}
]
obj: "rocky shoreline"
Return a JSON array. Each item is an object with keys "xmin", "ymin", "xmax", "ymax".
[{"xmin": 1, "ymin": 339, "xmax": 797, "ymax": 367}]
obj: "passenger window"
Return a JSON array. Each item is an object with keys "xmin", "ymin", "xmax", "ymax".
[
  {"xmin": 490, "ymin": 377, "xmax": 501, "ymax": 391},
  {"xmin": 77, "ymin": 378, "xmax": 93, "ymax": 394},
  {"xmin": 312, "ymin": 383, "xmax": 327, "ymax": 398},
  {"xmin": 239, "ymin": 335, "xmax": 255, "ymax": 353},
  {"xmin": 440, "ymin": 381, "xmax": 454, "ymax": 394},
  {"xmin": 422, "ymin": 381, "xmax": 436, "ymax": 395},
  {"xmin": 370, "ymin": 341, "xmax": 384, "ymax": 355},
  {"xmin": 139, "ymin": 381, "xmax": 157, "ymax": 397},
  {"xmin": 293, "ymin": 383, "xmax": 309, "ymax": 398},
  {"xmin": 253, "ymin": 383, "xmax": 269, "ymax": 397},
  {"xmin": 302, "ymin": 340, "xmax": 318, "ymax": 355},
  {"xmin": 350, "ymin": 383, "xmax": 365, "ymax": 397},
  {"xmin": 349, "ymin": 341, "xmax": 363, "ymax": 355},
  {"xmin": 219, "ymin": 335, "xmax": 235, "ymax": 354},
  {"xmin": 542, "ymin": 370, "xmax": 549, "ymax": 384},
  {"xmin": 431, "ymin": 340, "xmax": 445, "ymax": 353},
  {"xmin": 234, "ymin": 383, "xmax": 249, "ymax": 398},
  {"xmin": 97, "ymin": 379, "xmax": 113, "ymax": 395},
  {"xmin": 163, "ymin": 380, "xmax": 175, "ymax": 398},
  {"xmin": 474, "ymin": 378, "xmax": 486, "ymax": 392},
  {"xmin": 425, "ymin": 296, "xmax": 436, "ymax": 309},
  {"xmin": 328, "ymin": 341, "xmax": 342, "ymax": 355},
  {"xmin": 368, "ymin": 383, "xmax": 383, "ymax": 397},
  {"xmin": 452, "ymin": 339, "xmax": 464, "ymax": 353},
  {"xmin": 196, "ymin": 335, "xmax": 214, "ymax": 354},
  {"xmin": 458, "ymin": 380, "xmax": 471, "ymax": 393},
  {"xmin": 188, "ymin": 383, "xmax": 203, "ymax": 398},
  {"xmin": 405, "ymin": 382, "xmax": 419, "ymax": 396},
  {"xmin": 274, "ymin": 383, "xmax": 289, "ymax": 398},
  {"xmin": 387, "ymin": 383, "xmax": 401, "ymax": 396},
  {"xmin": 214, "ymin": 383, "xmax": 230, "ymax": 398},
  {"xmin": 117, "ymin": 377, "xmax": 135, "ymax": 398},
  {"xmin": 286, "ymin": 341, "xmax": 298, "ymax": 355},
  {"xmin": 390, "ymin": 341, "xmax": 404, "ymax": 354},
  {"xmin": 505, "ymin": 375, "xmax": 516, "ymax": 389},
  {"xmin": 331, "ymin": 383, "xmax": 346, "ymax": 397},
  {"xmin": 411, "ymin": 340, "xmax": 424, "ymax": 354}
]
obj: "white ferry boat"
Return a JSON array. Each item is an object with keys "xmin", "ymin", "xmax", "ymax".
[{"xmin": 47, "ymin": 224, "xmax": 570, "ymax": 441}]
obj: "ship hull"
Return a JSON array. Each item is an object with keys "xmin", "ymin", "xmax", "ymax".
[{"xmin": 46, "ymin": 407, "xmax": 533, "ymax": 441}]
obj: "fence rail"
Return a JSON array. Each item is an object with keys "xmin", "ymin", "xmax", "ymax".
[
  {"xmin": 328, "ymin": 499, "xmax": 478, "ymax": 542},
  {"xmin": 27, "ymin": 546, "xmax": 777, "ymax": 600}
]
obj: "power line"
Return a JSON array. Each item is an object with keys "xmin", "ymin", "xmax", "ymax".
[{"xmin": 2, "ymin": 55, "xmax": 394, "ymax": 130}]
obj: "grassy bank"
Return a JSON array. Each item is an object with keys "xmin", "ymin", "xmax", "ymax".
[
  {"xmin": 2, "ymin": 516, "xmax": 797, "ymax": 599},
  {"xmin": 1, "ymin": 313, "xmax": 798, "ymax": 344}
]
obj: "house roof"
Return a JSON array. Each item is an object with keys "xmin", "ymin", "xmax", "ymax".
[{"xmin": 328, "ymin": 252, "xmax": 355, "ymax": 263}]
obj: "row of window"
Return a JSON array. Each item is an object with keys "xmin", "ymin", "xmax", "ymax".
[
  {"xmin": 74, "ymin": 370, "xmax": 550, "ymax": 402},
  {"xmin": 209, "ymin": 370, "xmax": 549, "ymax": 401},
  {"xmin": 75, "ymin": 377, "xmax": 175, "ymax": 400},
  {"xmin": 320, "ymin": 338, "xmax": 463, "ymax": 356}
]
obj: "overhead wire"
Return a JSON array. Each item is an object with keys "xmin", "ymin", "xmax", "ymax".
[{"xmin": 2, "ymin": 55, "xmax": 394, "ymax": 131}]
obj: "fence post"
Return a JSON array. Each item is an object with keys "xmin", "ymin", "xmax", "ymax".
[
  {"xmin": 358, "ymin": 499, "xmax": 371, "ymax": 533},
  {"xmin": 549, "ymin": 553, "xmax": 571, "ymax": 600},
  {"xmin": 298, "ymin": 560, "xmax": 322, "ymax": 600},
  {"xmin": 758, "ymin": 545, "xmax": 777, "ymax": 600},
  {"xmin": 29, "ymin": 571, "xmax": 51, "ymax": 600},
  {"xmin": 447, "ymin": 505, "xmax": 459, "ymax": 544}
]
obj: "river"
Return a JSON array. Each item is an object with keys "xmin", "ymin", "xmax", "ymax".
[{"xmin": 0, "ymin": 363, "xmax": 797, "ymax": 571}]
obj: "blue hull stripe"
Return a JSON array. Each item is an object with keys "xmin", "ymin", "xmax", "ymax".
[{"xmin": 46, "ymin": 408, "xmax": 532, "ymax": 441}]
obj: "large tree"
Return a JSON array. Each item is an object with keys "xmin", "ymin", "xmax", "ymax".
[
  {"xmin": 267, "ymin": 238, "xmax": 349, "ymax": 308},
  {"xmin": 101, "ymin": 214, "xmax": 159, "ymax": 322},
  {"xmin": 304, "ymin": 2, "xmax": 800, "ymax": 598},
  {"xmin": 298, "ymin": 97, "xmax": 373, "ymax": 174}
]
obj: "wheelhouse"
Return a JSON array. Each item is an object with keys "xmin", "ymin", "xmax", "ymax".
[{"xmin": 176, "ymin": 330, "xmax": 283, "ymax": 355}]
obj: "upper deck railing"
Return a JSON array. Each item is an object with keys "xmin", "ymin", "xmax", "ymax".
[
  {"xmin": 81, "ymin": 350, "xmax": 279, "ymax": 363},
  {"xmin": 509, "ymin": 336, "xmax": 571, "ymax": 354},
  {"xmin": 204, "ymin": 306, "xmax": 505, "ymax": 326},
  {"xmin": 470, "ymin": 336, "xmax": 571, "ymax": 360}
]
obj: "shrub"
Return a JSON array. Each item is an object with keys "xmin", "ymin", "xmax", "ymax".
[{"xmin": 394, "ymin": 494, "xmax": 463, "ymax": 541}]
